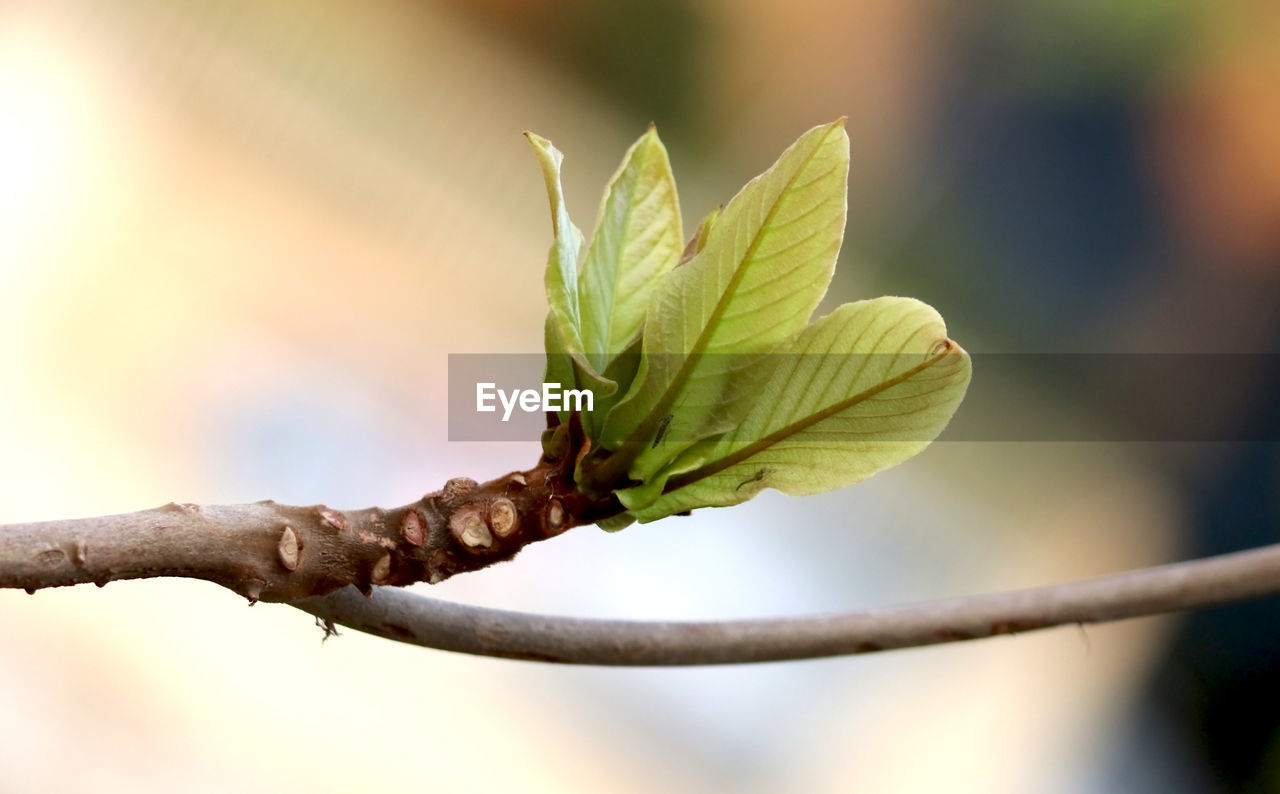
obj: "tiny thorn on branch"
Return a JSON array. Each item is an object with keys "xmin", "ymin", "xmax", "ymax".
[{"xmin": 315, "ymin": 616, "xmax": 340, "ymax": 642}]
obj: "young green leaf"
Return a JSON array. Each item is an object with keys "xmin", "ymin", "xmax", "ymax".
[
  {"xmin": 578, "ymin": 127, "xmax": 683, "ymax": 374},
  {"xmin": 527, "ymin": 132, "xmax": 615, "ymax": 421},
  {"xmin": 617, "ymin": 297, "xmax": 971, "ymax": 521},
  {"xmin": 526, "ymin": 133, "xmax": 585, "ymax": 359},
  {"xmin": 592, "ymin": 119, "xmax": 850, "ymax": 485}
]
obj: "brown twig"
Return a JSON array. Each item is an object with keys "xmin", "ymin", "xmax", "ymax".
[
  {"xmin": 293, "ymin": 543, "xmax": 1280, "ymax": 665},
  {"xmin": 0, "ymin": 456, "xmax": 619, "ymax": 602},
  {"xmin": 6, "ymin": 472, "xmax": 1280, "ymax": 665}
]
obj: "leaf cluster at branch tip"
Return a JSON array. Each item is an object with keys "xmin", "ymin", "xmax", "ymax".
[{"xmin": 527, "ymin": 120, "xmax": 971, "ymax": 527}]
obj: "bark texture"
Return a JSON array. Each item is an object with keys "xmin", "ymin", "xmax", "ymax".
[{"xmin": 0, "ymin": 454, "xmax": 619, "ymax": 602}]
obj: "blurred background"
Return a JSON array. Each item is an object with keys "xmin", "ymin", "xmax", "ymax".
[{"xmin": 1, "ymin": 0, "xmax": 1278, "ymax": 791}]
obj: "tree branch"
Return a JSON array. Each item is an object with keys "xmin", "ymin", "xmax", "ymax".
[
  {"xmin": 0, "ymin": 457, "xmax": 619, "ymax": 601},
  {"xmin": 295, "ymin": 543, "xmax": 1280, "ymax": 665},
  {"xmin": 7, "ymin": 474, "xmax": 1280, "ymax": 665}
]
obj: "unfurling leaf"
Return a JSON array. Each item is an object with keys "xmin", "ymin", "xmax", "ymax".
[
  {"xmin": 526, "ymin": 132, "xmax": 614, "ymax": 421},
  {"xmin": 592, "ymin": 119, "xmax": 850, "ymax": 485},
  {"xmin": 525, "ymin": 132, "xmax": 585, "ymax": 360},
  {"xmin": 618, "ymin": 297, "xmax": 971, "ymax": 521},
  {"xmin": 579, "ymin": 127, "xmax": 683, "ymax": 374}
]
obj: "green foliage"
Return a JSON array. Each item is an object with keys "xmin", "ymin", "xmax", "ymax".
[
  {"xmin": 619, "ymin": 298, "xmax": 971, "ymax": 521},
  {"xmin": 526, "ymin": 133, "xmax": 618, "ymax": 424},
  {"xmin": 599, "ymin": 120, "xmax": 849, "ymax": 482},
  {"xmin": 578, "ymin": 126, "xmax": 683, "ymax": 374},
  {"xmin": 526, "ymin": 132, "xmax": 586, "ymax": 366},
  {"xmin": 527, "ymin": 121, "xmax": 971, "ymax": 527}
]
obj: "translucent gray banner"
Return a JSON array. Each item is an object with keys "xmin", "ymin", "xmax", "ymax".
[{"xmin": 447, "ymin": 354, "xmax": 1280, "ymax": 442}]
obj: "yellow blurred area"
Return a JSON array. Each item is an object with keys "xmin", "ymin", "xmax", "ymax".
[{"xmin": 6, "ymin": 0, "xmax": 1276, "ymax": 791}]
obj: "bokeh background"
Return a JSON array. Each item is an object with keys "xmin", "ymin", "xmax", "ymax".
[{"xmin": 1, "ymin": 0, "xmax": 1278, "ymax": 791}]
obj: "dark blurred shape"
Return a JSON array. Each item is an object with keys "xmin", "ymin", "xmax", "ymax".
[
  {"xmin": 448, "ymin": 0, "xmax": 707, "ymax": 138},
  {"xmin": 943, "ymin": 354, "xmax": 1280, "ymax": 442},
  {"xmin": 941, "ymin": 95, "xmax": 1159, "ymax": 342},
  {"xmin": 883, "ymin": 109, "xmax": 1141, "ymax": 344},
  {"xmin": 866, "ymin": 1, "xmax": 1183, "ymax": 350},
  {"xmin": 1135, "ymin": 441, "xmax": 1280, "ymax": 792},
  {"xmin": 977, "ymin": 0, "xmax": 1193, "ymax": 95},
  {"xmin": 858, "ymin": 3, "xmax": 1280, "ymax": 787}
]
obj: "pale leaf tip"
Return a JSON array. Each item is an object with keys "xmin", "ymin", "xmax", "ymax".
[
  {"xmin": 638, "ymin": 124, "xmax": 665, "ymax": 149},
  {"xmin": 524, "ymin": 131, "xmax": 562, "ymax": 160},
  {"xmin": 929, "ymin": 338, "xmax": 955, "ymax": 358},
  {"xmin": 930, "ymin": 337, "xmax": 972, "ymax": 375}
]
